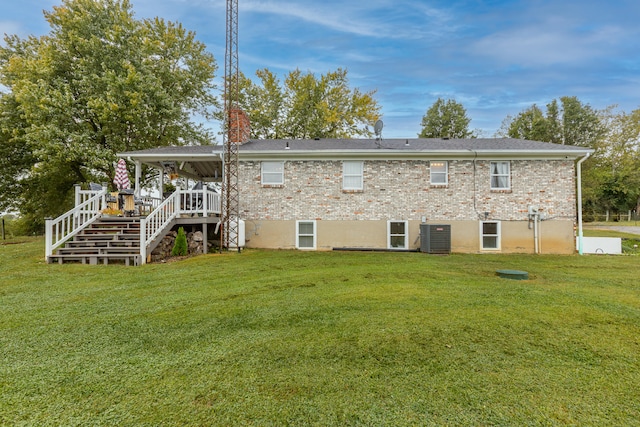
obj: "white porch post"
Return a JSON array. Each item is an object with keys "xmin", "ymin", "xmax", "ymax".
[
  {"xmin": 159, "ymin": 167, "xmax": 165, "ymax": 198},
  {"xmin": 202, "ymin": 186, "xmax": 208, "ymax": 216},
  {"xmin": 134, "ymin": 160, "xmax": 142, "ymax": 197}
]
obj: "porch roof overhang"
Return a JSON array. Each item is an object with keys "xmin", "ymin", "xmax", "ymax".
[{"xmin": 118, "ymin": 145, "xmax": 224, "ymax": 182}]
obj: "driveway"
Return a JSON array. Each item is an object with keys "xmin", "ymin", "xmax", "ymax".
[{"xmin": 585, "ymin": 225, "xmax": 640, "ymax": 235}]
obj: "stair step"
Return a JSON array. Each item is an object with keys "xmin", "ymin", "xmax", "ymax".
[
  {"xmin": 76, "ymin": 229, "xmax": 140, "ymax": 237},
  {"xmin": 82, "ymin": 227, "xmax": 139, "ymax": 234},
  {"xmin": 48, "ymin": 254, "xmax": 142, "ymax": 266},
  {"xmin": 89, "ymin": 224, "xmax": 140, "ymax": 230},
  {"xmin": 65, "ymin": 240, "xmax": 138, "ymax": 248},
  {"xmin": 57, "ymin": 247, "xmax": 140, "ymax": 255},
  {"xmin": 75, "ymin": 233, "xmax": 139, "ymax": 240}
]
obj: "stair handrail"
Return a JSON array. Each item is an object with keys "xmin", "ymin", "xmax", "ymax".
[
  {"xmin": 45, "ymin": 188, "xmax": 107, "ymax": 260},
  {"xmin": 139, "ymin": 188, "xmax": 181, "ymax": 264},
  {"xmin": 138, "ymin": 187, "xmax": 220, "ymax": 264}
]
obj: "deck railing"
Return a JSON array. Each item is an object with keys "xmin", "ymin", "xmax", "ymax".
[
  {"xmin": 45, "ymin": 185, "xmax": 219, "ymax": 264},
  {"xmin": 139, "ymin": 187, "xmax": 220, "ymax": 264},
  {"xmin": 45, "ymin": 188, "xmax": 106, "ymax": 260}
]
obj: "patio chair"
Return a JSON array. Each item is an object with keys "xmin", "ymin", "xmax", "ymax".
[
  {"xmin": 119, "ymin": 189, "xmax": 136, "ymax": 216},
  {"xmin": 90, "ymin": 182, "xmax": 118, "ymax": 208},
  {"xmin": 134, "ymin": 195, "xmax": 153, "ymax": 216},
  {"xmin": 190, "ymin": 181, "xmax": 204, "ymax": 211}
]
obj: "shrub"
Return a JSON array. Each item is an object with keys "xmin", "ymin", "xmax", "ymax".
[{"xmin": 171, "ymin": 227, "xmax": 188, "ymax": 256}]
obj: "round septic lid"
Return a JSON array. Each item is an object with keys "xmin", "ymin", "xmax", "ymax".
[{"xmin": 496, "ymin": 269, "xmax": 529, "ymax": 280}]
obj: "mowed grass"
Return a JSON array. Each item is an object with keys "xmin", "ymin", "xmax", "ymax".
[{"xmin": 1, "ymin": 238, "xmax": 639, "ymax": 426}]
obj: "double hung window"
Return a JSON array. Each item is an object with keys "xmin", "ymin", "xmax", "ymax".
[
  {"xmin": 490, "ymin": 161, "xmax": 510, "ymax": 190},
  {"xmin": 430, "ymin": 161, "xmax": 448, "ymax": 185},
  {"xmin": 296, "ymin": 220, "xmax": 316, "ymax": 249},
  {"xmin": 481, "ymin": 221, "xmax": 501, "ymax": 250},
  {"xmin": 388, "ymin": 221, "xmax": 408, "ymax": 249},
  {"xmin": 261, "ymin": 161, "xmax": 284, "ymax": 185},
  {"xmin": 343, "ymin": 161, "xmax": 364, "ymax": 190}
]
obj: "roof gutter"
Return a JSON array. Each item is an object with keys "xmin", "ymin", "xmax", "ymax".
[
  {"xmin": 238, "ymin": 149, "xmax": 592, "ymax": 161},
  {"xmin": 576, "ymin": 152, "xmax": 591, "ymax": 255}
]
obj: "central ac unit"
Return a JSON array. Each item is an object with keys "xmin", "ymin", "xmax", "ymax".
[{"xmin": 420, "ymin": 224, "xmax": 451, "ymax": 254}]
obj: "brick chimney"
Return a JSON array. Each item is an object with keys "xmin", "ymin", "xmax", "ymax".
[{"xmin": 228, "ymin": 108, "xmax": 250, "ymax": 145}]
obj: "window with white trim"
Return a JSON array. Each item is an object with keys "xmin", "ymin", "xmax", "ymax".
[
  {"xmin": 261, "ymin": 161, "xmax": 284, "ymax": 185},
  {"xmin": 490, "ymin": 161, "xmax": 510, "ymax": 189},
  {"xmin": 296, "ymin": 220, "xmax": 316, "ymax": 250},
  {"xmin": 388, "ymin": 220, "xmax": 408, "ymax": 249},
  {"xmin": 430, "ymin": 161, "xmax": 448, "ymax": 185},
  {"xmin": 343, "ymin": 161, "xmax": 363, "ymax": 190},
  {"xmin": 481, "ymin": 221, "xmax": 501, "ymax": 250}
]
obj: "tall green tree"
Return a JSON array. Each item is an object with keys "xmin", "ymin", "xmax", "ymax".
[
  {"xmin": 229, "ymin": 68, "xmax": 381, "ymax": 139},
  {"xmin": 500, "ymin": 104, "xmax": 551, "ymax": 142},
  {"xmin": 418, "ymin": 98, "xmax": 473, "ymax": 139},
  {"xmin": 582, "ymin": 108, "xmax": 640, "ymax": 216},
  {"xmin": 0, "ymin": 0, "xmax": 217, "ymax": 232},
  {"xmin": 504, "ymin": 96, "xmax": 605, "ymax": 146}
]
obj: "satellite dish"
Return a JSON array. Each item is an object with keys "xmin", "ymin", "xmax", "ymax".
[{"xmin": 374, "ymin": 120, "xmax": 384, "ymax": 136}]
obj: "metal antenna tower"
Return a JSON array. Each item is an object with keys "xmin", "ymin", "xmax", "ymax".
[{"xmin": 222, "ymin": 0, "xmax": 240, "ymax": 251}]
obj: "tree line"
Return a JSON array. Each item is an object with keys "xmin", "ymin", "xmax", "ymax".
[{"xmin": 1, "ymin": 0, "xmax": 638, "ymax": 233}]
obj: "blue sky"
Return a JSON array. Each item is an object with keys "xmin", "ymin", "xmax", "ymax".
[{"xmin": 2, "ymin": 0, "xmax": 640, "ymax": 138}]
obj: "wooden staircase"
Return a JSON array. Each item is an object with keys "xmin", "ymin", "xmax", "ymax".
[{"xmin": 48, "ymin": 217, "xmax": 142, "ymax": 266}]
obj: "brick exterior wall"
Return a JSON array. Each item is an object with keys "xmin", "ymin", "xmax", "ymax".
[{"xmin": 239, "ymin": 159, "xmax": 576, "ymax": 223}]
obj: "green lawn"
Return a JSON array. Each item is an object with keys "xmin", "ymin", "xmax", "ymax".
[{"xmin": 1, "ymin": 238, "xmax": 639, "ymax": 426}]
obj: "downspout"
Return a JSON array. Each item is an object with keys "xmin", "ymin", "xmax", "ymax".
[
  {"xmin": 533, "ymin": 213, "xmax": 539, "ymax": 254},
  {"xmin": 576, "ymin": 153, "xmax": 591, "ymax": 255}
]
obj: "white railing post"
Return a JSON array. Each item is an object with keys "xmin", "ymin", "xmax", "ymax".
[
  {"xmin": 140, "ymin": 217, "xmax": 147, "ymax": 265},
  {"xmin": 175, "ymin": 186, "xmax": 181, "ymax": 215},
  {"xmin": 74, "ymin": 185, "xmax": 81, "ymax": 207},
  {"xmin": 45, "ymin": 218, "xmax": 53, "ymax": 260},
  {"xmin": 202, "ymin": 187, "xmax": 208, "ymax": 216},
  {"xmin": 101, "ymin": 182, "xmax": 109, "ymax": 210}
]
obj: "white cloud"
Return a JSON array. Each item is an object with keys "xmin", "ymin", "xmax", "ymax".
[
  {"xmin": 240, "ymin": 0, "xmax": 453, "ymax": 40},
  {"xmin": 470, "ymin": 23, "xmax": 626, "ymax": 67}
]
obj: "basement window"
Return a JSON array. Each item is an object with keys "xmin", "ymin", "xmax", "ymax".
[
  {"xmin": 481, "ymin": 221, "xmax": 501, "ymax": 250},
  {"xmin": 388, "ymin": 220, "xmax": 408, "ymax": 250},
  {"xmin": 296, "ymin": 220, "xmax": 316, "ymax": 250}
]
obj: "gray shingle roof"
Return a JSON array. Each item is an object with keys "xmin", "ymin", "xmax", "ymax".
[{"xmin": 241, "ymin": 138, "xmax": 591, "ymax": 152}]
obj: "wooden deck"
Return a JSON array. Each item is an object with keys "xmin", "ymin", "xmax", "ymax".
[{"xmin": 46, "ymin": 186, "xmax": 222, "ymax": 265}]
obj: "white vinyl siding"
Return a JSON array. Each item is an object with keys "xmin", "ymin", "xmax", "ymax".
[
  {"xmin": 261, "ymin": 161, "xmax": 284, "ymax": 185},
  {"xmin": 343, "ymin": 161, "xmax": 364, "ymax": 190},
  {"xmin": 387, "ymin": 220, "xmax": 408, "ymax": 250},
  {"xmin": 490, "ymin": 161, "xmax": 510, "ymax": 189},
  {"xmin": 481, "ymin": 221, "xmax": 501, "ymax": 250},
  {"xmin": 430, "ymin": 161, "xmax": 448, "ymax": 185},
  {"xmin": 296, "ymin": 220, "xmax": 316, "ymax": 249}
]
